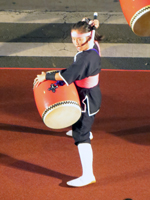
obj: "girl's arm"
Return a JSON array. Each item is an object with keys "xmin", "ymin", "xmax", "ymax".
[
  {"xmin": 34, "ymin": 71, "xmax": 63, "ymax": 84},
  {"xmin": 82, "ymin": 17, "xmax": 100, "ymax": 29}
]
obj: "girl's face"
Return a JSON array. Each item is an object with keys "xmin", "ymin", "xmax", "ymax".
[{"xmin": 71, "ymin": 30, "xmax": 91, "ymax": 51}]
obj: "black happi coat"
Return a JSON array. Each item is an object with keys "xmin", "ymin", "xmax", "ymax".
[{"xmin": 59, "ymin": 44, "xmax": 101, "ymax": 116}]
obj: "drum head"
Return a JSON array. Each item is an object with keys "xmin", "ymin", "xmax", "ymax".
[
  {"xmin": 43, "ymin": 102, "xmax": 81, "ymax": 129},
  {"xmin": 132, "ymin": 10, "xmax": 150, "ymax": 36}
]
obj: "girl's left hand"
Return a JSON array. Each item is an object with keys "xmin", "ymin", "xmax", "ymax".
[
  {"xmin": 89, "ymin": 19, "xmax": 100, "ymax": 29},
  {"xmin": 82, "ymin": 17, "xmax": 100, "ymax": 29}
]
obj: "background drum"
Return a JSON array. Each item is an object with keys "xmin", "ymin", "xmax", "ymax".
[
  {"xmin": 119, "ymin": 0, "xmax": 150, "ymax": 36},
  {"xmin": 33, "ymin": 80, "xmax": 81, "ymax": 129}
]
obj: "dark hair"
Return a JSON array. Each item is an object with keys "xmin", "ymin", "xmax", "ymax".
[{"xmin": 71, "ymin": 21, "xmax": 103, "ymax": 42}]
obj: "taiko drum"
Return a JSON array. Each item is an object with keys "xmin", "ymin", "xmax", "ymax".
[
  {"xmin": 33, "ymin": 80, "xmax": 81, "ymax": 129},
  {"xmin": 119, "ymin": 0, "xmax": 150, "ymax": 36}
]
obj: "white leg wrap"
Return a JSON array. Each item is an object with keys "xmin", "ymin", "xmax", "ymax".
[{"xmin": 67, "ymin": 143, "xmax": 96, "ymax": 187}]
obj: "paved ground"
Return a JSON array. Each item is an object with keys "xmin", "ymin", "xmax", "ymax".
[
  {"xmin": 0, "ymin": 0, "xmax": 150, "ymax": 70},
  {"xmin": 0, "ymin": 10, "xmax": 150, "ymax": 70},
  {"xmin": 0, "ymin": 0, "xmax": 121, "ymax": 12}
]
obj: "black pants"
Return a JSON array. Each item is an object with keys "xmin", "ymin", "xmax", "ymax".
[{"xmin": 72, "ymin": 111, "xmax": 95, "ymax": 146}]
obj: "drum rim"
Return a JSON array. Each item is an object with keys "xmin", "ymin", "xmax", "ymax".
[
  {"xmin": 42, "ymin": 100, "xmax": 81, "ymax": 120},
  {"xmin": 130, "ymin": 5, "xmax": 150, "ymax": 34},
  {"xmin": 42, "ymin": 100, "xmax": 81, "ymax": 129}
]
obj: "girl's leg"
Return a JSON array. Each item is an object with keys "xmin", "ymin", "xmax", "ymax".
[
  {"xmin": 66, "ymin": 130, "xmax": 93, "ymax": 140},
  {"xmin": 67, "ymin": 112, "xmax": 96, "ymax": 187},
  {"xmin": 67, "ymin": 142, "xmax": 96, "ymax": 187},
  {"xmin": 72, "ymin": 112, "xmax": 95, "ymax": 145}
]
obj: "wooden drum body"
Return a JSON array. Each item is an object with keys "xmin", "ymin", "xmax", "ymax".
[
  {"xmin": 33, "ymin": 80, "xmax": 81, "ymax": 129},
  {"xmin": 119, "ymin": 0, "xmax": 150, "ymax": 36}
]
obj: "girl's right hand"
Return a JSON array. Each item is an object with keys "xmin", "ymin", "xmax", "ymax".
[{"xmin": 34, "ymin": 71, "xmax": 46, "ymax": 85}]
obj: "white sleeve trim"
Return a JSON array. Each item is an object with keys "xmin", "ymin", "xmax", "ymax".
[{"xmin": 59, "ymin": 71, "xmax": 69, "ymax": 86}]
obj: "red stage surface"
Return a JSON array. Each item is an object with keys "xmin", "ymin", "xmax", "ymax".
[{"xmin": 0, "ymin": 69, "xmax": 150, "ymax": 200}]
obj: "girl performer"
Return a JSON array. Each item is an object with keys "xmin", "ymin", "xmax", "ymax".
[{"xmin": 35, "ymin": 17, "xmax": 102, "ymax": 187}]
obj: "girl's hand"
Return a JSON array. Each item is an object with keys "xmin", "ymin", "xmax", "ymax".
[
  {"xmin": 82, "ymin": 18, "xmax": 100, "ymax": 29},
  {"xmin": 89, "ymin": 19, "xmax": 100, "ymax": 29},
  {"xmin": 34, "ymin": 71, "xmax": 46, "ymax": 85}
]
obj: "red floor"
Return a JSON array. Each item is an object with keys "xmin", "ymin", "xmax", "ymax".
[{"xmin": 0, "ymin": 69, "xmax": 150, "ymax": 200}]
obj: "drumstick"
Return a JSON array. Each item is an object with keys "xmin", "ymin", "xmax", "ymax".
[{"xmin": 91, "ymin": 12, "xmax": 98, "ymax": 42}]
